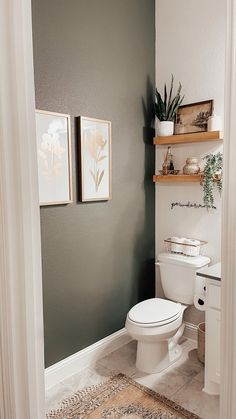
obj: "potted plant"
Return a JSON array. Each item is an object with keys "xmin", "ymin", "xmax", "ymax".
[
  {"xmin": 155, "ymin": 75, "xmax": 184, "ymax": 136},
  {"xmin": 202, "ymin": 152, "xmax": 223, "ymax": 209}
]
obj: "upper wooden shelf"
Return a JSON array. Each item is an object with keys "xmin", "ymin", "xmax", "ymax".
[{"xmin": 153, "ymin": 130, "xmax": 222, "ymax": 145}]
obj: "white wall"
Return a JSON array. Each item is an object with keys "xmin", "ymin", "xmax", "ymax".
[{"xmin": 155, "ymin": 0, "xmax": 226, "ymax": 324}]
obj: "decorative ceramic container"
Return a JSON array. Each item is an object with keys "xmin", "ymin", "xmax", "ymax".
[
  {"xmin": 157, "ymin": 121, "xmax": 174, "ymax": 136},
  {"xmin": 183, "ymin": 157, "xmax": 200, "ymax": 175}
]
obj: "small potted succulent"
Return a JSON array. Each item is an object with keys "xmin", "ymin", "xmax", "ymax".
[
  {"xmin": 155, "ymin": 75, "xmax": 184, "ymax": 136},
  {"xmin": 202, "ymin": 152, "xmax": 223, "ymax": 209}
]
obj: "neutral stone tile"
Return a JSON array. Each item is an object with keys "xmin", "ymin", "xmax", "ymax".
[
  {"xmin": 130, "ymin": 339, "xmax": 199, "ymax": 399},
  {"xmin": 133, "ymin": 368, "xmax": 192, "ymax": 398},
  {"xmin": 86, "ymin": 363, "xmax": 113, "ymax": 385},
  {"xmin": 172, "ymin": 378, "xmax": 219, "ymax": 419},
  {"xmin": 45, "ymin": 338, "xmax": 218, "ymax": 419},
  {"xmin": 174, "ymin": 342, "xmax": 204, "ymax": 379},
  {"xmin": 45, "ymin": 382, "xmax": 75, "ymax": 413},
  {"xmin": 46, "ymin": 364, "xmax": 112, "ymax": 413},
  {"xmin": 195, "ymin": 368, "xmax": 205, "ymax": 384},
  {"xmin": 98, "ymin": 341, "xmax": 137, "ymax": 376},
  {"xmin": 61, "ymin": 363, "xmax": 111, "ymax": 392}
]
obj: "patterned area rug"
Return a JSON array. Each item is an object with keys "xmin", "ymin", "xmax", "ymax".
[{"xmin": 46, "ymin": 373, "xmax": 201, "ymax": 419}]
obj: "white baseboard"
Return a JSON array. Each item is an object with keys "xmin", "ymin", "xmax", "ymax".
[
  {"xmin": 183, "ymin": 321, "xmax": 198, "ymax": 341},
  {"xmin": 45, "ymin": 328, "xmax": 131, "ymax": 390}
]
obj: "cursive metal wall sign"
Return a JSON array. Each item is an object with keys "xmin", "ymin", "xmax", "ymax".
[{"xmin": 171, "ymin": 201, "xmax": 217, "ymax": 210}]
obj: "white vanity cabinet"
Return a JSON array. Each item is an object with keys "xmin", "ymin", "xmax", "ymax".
[
  {"xmin": 197, "ymin": 262, "xmax": 221, "ymax": 396},
  {"xmin": 204, "ymin": 278, "xmax": 221, "ymax": 395}
]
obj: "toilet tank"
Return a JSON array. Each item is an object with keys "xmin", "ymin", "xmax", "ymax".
[{"xmin": 157, "ymin": 253, "xmax": 210, "ymax": 305}]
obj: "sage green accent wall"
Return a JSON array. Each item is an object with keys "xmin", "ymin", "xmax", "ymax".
[{"xmin": 32, "ymin": 0, "xmax": 155, "ymax": 368}]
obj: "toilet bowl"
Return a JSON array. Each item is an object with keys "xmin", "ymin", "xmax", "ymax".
[
  {"xmin": 125, "ymin": 298, "xmax": 186, "ymax": 373},
  {"xmin": 125, "ymin": 252, "xmax": 210, "ymax": 374}
]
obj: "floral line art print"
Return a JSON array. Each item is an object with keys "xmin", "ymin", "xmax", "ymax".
[
  {"xmin": 38, "ymin": 117, "xmax": 67, "ymax": 178},
  {"xmin": 80, "ymin": 117, "xmax": 111, "ymax": 202},
  {"xmin": 85, "ymin": 129, "xmax": 108, "ymax": 192},
  {"xmin": 36, "ymin": 110, "xmax": 72, "ymax": 206}
]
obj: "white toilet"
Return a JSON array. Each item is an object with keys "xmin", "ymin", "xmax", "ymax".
[{"xmin": 125, "ymin": 252, "xmax": 210, "ymax": 374}]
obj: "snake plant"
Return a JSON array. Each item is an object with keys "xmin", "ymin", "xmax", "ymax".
[{"xmin": 155, "ymin": 75, "xmax": 184, "ymax": 121}]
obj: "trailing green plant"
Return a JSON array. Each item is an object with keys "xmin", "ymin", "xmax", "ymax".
[
  {"xmin": 155, "ymin": 75, "xmax": 184, "ymax": 121},
  {"xmin": 202, "ymin": 152, "xmax": 223, "ymax": 209}
]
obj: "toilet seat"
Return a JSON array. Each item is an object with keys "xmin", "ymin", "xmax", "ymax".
[{"xmin": 127, "ymin": 298, "xmax": 182, "ymax": 328}]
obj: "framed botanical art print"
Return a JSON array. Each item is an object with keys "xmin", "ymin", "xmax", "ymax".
[
  {"xmin": 35, "ymin": 110, "xmax": 73, "ymax": 206},
  {"xmin": 175, "ymin": 100, "xmax": 214, "ymax": 134},
  {"xmin": 79, "ymin": 116, "xmax": 112, "ymax": 202}
]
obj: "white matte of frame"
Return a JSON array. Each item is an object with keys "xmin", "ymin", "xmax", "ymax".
[
  {"xmin": 36, "ymin": 110, "xmax": 73, "ymax": 206},
  {"xmin": 79, "ymin": 116, "xmax": 112, "ymax": 202}
]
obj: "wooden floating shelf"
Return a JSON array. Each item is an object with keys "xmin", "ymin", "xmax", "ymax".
[
  {"xmin": 153, "ymin": 130, "xmax": 222, "ymax": 145},
  {"xmin": 153, "ymin": 174, "xmax": 202, "ymax": 183}
]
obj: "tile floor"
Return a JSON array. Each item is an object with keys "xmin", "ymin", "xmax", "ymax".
[{"xmin": 46, "ymin": 338, "xmax": 219, "ymax": 419}]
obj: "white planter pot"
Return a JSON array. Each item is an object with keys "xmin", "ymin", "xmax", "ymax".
[{"xmin": 157, "ymin": 121, "xmax": 174, "ymax": 136}]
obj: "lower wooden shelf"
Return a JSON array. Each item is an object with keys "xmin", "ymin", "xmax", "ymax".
[{"xmin": 153, "ymin": 174, "xmax": 202, "ymax": 183}]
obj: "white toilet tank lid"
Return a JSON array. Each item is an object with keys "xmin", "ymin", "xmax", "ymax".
[
  {"xmin": 128, "ymin": 298, "xmax": 181, "ymax": 324},
  {"xmin": 157, "ymin": 252, "xmax": 210, "ymax": 268}
]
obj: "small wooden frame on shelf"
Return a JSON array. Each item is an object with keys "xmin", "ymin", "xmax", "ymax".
[{"xmin": 153, "ymin": 130, "xmax": 222, "ymax": 145}]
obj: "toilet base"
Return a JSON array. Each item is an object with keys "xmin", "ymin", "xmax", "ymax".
[
  {"xmin": 169, "ymin": 342, "xmax": 182, "ymax": 365},
  {"xmin": 136, "ymin": 340, "xmax": 182, "ymax": 374}
]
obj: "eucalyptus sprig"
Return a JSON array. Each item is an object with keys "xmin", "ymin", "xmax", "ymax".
[
  {"xmin": 202, "ymin": 152, "xmax": 223, "ymax": 209},
  {"xmin": 155, "ymin": 75, "xmax": 184, "ymax": 121}
]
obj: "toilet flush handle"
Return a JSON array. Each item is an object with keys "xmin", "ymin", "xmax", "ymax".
[{"xmin": 155, "ymin": 262, "xmax": 160, "ymax": 267}]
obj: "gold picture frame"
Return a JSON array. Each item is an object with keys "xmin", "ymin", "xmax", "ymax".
[
  {"xmin": 79, "ymin": 116, "xmax": 112, "ymax": 202},
  {"xmin": 35, "ymin": 109, "xmax": 73, "ymax": 206}
]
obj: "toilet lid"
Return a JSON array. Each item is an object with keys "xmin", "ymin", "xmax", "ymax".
[{"xmin": 128, "ymin": 298, "xmax": 181, "ymax": 325}]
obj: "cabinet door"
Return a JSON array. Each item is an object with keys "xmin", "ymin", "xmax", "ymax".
[{"xmin": 207, "ymin": 308, "xmax": 221, "ymax": 384}]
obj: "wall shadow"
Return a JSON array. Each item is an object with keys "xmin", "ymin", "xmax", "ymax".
[{"xmin": 135, "ymin": 75, "xmax": 156, "ymax": 302}]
